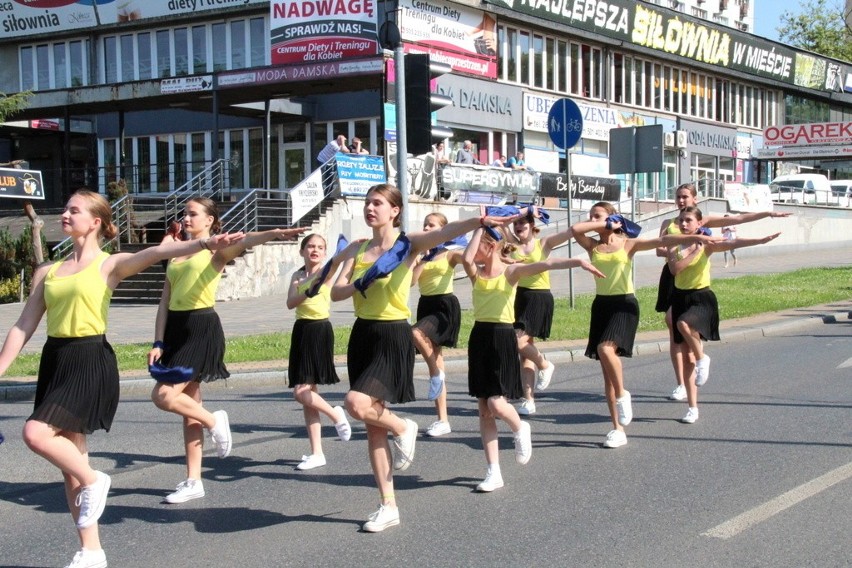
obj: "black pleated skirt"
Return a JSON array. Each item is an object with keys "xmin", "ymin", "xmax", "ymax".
[
  {"xmin": 671, "ymin": 287, "xmax": 720, "ymax": 344},
  {"xmin": 467, "ymin": 322, "xmax": 523, "ymax": 400},
  {"xmin": 288, "ymin": 318, "xmax": 340, "ymax": 387},
  {"xmin": 160, "ymin": 308, "xmax": 230, "ymax": 383},
  {"xmin": 347, "ymin": 318, "xmax": 415, "ymax": 404},
  {"xmin": 30, "ymin": 335, "xmax": 120, "ymax": 434},
  {"xmin": 514, "ymin": 287, "xmax": 554, "ymax": 339},
  {"xmin": 585, "ymin": 294, "xmax": 640, "ymax": 360},
  {"xmin": 413, "ymin": 293, "xmax": 461, "ymax": 348},
  {"xmin": 655, "ymin": 264, "xmax": 675, "ymax": 313}
]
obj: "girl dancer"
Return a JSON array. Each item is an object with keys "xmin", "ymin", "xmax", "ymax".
[
  {"xmin": 656, "ymin": 183, "xmax": 790, "ymax": 401},
  {"xmin": 148, "ymin": 197, "xmax": 304, "ymax": 504},
  {"xmin": 286, "ymin": 234, "xmax": 351, "ymax": 471},
  {"xmin": 411, "ymin": 212, "xmax": 464, "ymax": 437},
  {"xmin": 572, "ymin": 202, "xmax": 714, "ymax": 448},
  {"xmin": 463, "ymin": 225, "xmax": 604, "ymax": 491},
  {"xmin": 0, "ymin": 190, "xmax": 243, "ymax": 568},
  {"xmin": 330, "ymin": 184, "xmax": 515, "ymax": 531},
  {"xmin": 667, "ymin": 206, "xmax": 780, "ymax": 424},
  {"xmin": 507, "ymin": 211, "xmax": 573, "ymax": 416}
]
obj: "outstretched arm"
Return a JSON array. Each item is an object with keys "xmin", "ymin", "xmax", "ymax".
[
  {"xmin": 508, "ymin": 256, "xmax": 605, "ymax": 284},
  {"xmin": 0, "ymin": 264, "xmax": 49, "ymax": 376},
  {"xmin": 106, "ymin": 231, "xmax": 245, "ymax": 287},
  {"xmin": 706, "ymin": 232, "xmax": 781, "ymax": 253},
  {"xmin": 704, "ymin": 210, "xmax": 790, "ymax": 229},
  {"xmin": 213, "ymin": 227, "xmax": 307, "ymax": 269},
  {"xmin": 407, "ymin": 213, "xmax": 518, "ymax": 253}
]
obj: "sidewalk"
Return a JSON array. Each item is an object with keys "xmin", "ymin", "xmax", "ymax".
[{"xmin": 1, "ymin": 242, "xmax": 850, "ymax": 400}]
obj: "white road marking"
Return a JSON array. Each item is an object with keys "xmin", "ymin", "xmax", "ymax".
[
  {"xmin": 839, "ymin": 357, "xmax": 852, "ymax": 369},
  {"xmin": 703, "ymin": 461, "xmax": 852, "ymax": 539}
]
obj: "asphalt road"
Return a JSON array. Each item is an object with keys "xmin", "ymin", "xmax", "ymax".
[{"xmin": 1, "ymin": 317, "xmax": 850, "ymax": 567}]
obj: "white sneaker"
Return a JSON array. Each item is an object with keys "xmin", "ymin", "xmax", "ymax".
[
  {"xmin": 75, "ymin": 471, "xmax": 110, "ymax": 529},
  {"xmin": 427, "ymin": 370, "xmax": 445, "ymax": 401},
  {"xmin": 695, "ymin": 356, "xmax": 711, "ymax": 387},
  {"xmin": 392, "ymin": 418, "xmax": 418, "ymax": 471},
  {"xmin": 476, "ymin": 471, "xmax": 505, "ymax": 492},
  {"xmin": 426, "ymin": 420, "xmax": 451, "ymax": 437},
  {"xmin": 517, "ymin": 398, "xmax": 536, "ymax": 416},
  {"xmin": 535, "ymin": 359, "xmax": 555, "ymax": 392},
  {"xmin": 210, "ymin": 410, "xmax": 232, "ymax": 458},
  {"xmin": 296, "ymin": 454, "xmax": 327, "ymax": 471},
  {"xmin": 616, "ymin": 390, "xmax": 633, "ymax": 426},
  {"xmin": 670, "ymin": 384, "xmax": 687, "ymax": 401},
  {"xmin": 65, "ymin": 548, "xmax": 107, "ymax": 568},
  {"xmin": 362, "ymin": 504, "xmax": 400, "ymax": 532},
  {"xmin": 333, "ymin": 406, "xmax": 352, "ymax": 442},
  {"xmin": 603, "ymin": 429, "xmax": 627, "ymax": 448},
  {"xmin": 165, "ymin": 478, "xmax": 205, "ymax": 504},
  {"xmin": 513, "ymin": 421, "xmax": 532, "ymax": 465},
  {"xmin": 681, "ymin": 407, "xmax": 699, "ymax": 424}
]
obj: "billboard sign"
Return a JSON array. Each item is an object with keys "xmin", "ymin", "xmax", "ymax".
[
  {"xmin": 270, "ymin": 0, "xmax": 379, "ymax": 65},
  {"xmin": 0, "ymin": 168, "xmax": 45, "ymax": 201}
]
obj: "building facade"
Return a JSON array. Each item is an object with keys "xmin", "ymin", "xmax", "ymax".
[{"xmin": 1, "ymin": 0, "xmax": 850, "ymax": 208}]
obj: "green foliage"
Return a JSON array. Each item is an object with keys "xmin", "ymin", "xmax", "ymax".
[
  {"xmin": 0, "ymin": 227, "xmax": 49, "ymax": 304},
  {"xmin": 778, "ymin": 0, "xmax": 852, "ymax": 62},
  {"xmin": 0, "ymin": 91, "xmax": 32, "ymax": 122}
]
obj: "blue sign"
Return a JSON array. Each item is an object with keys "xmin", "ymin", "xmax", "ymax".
[{"xmin": 547, "ymin": 98, "xmax": 583, "ymax": 150}]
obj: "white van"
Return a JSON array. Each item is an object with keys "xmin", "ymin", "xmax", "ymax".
[{"xmin": 769, "ymin": 174, "xmax": 833, "ymax": 204}]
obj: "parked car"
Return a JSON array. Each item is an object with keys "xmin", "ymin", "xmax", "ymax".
[
  {"xmin": 830, "ymin": 180, "xmax": 852, "ymax": 206},
  {"xmin": 769, "ymin": 174, "xmax": 833, "ymax": 204}
]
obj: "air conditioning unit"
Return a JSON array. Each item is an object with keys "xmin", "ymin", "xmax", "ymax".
[
  {"xmin": 664, "ymin": 132, "xmax": 675, "ymax": 147},
  {"xmin": 676, "ymin": 130, "xmax": 688, "ymax": 148}
]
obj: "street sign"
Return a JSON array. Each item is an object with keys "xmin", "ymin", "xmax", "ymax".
[{"xmin": 547, "ymin": 98, "xmax": 583, "ymax": 150}]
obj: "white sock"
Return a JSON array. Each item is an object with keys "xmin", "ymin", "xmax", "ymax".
[{"xmin": 487, "ymin": 463, "xmax": 502, "ymax": 477}]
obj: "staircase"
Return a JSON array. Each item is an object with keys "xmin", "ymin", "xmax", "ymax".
[{"xmin": 110, "ymin": 244, "xmax": 167, "ymax": 304}]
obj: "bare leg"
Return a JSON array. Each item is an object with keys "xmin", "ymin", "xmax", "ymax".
[
  {"xmin": 597, "ymin": 343, "xmax": 625, "ymax": 431},
  {"xmin": 294, "ymin": 384, "xmax": 341, "ymax": 456},
  {"xmin": 182, "ymin": 382, "xmax": 204, "ymax": 480},
  {"xmin": 151, "ymin": 381, "xmax": 216, "ymax": 430},
  {"xmin": 478, "ymin": 399, "xmax": 499, "ymax": 466}
]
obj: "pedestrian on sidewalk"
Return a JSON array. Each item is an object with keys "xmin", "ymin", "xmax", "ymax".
[
  {"xmin": 148, "ymin": 197, "xmax": 305, "ymax": 505},
  {"xmin": 722, "ymin": 216, "xmax": 737, "ymax": 267},
  {"xmin": 656, "ymin": 183, "xmax": 790, "ymax": 402},
  {"xmin": 411, "ymin": 213, "xmax": 465, "ymax": 438},
  {"xmin": 572, "ymin": 202, "xmax": 716, "ymax": 448},
  {"xmin": 286, "ymin": 233, "xmax": 351, "ymax": 471},
  {"xmin": 0, "ymin": 189, "xmax": 244, "ymax": 568},
  {"xmin": 505, "ymin": 208, "xmax": 571, "ymax": 417},
  {"xmin": 462, "ymin": 224, "xmax": 604, "ymax": 492},
  {"xmin": 667, "ymin": 206, "xmax": 780, "ymax": 424},
  {"xmin": 329, "ymin": 183, "xmax": 516, "ymax": 532}
]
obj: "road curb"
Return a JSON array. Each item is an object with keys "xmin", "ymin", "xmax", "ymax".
[{"xmin": 3, "ymin": 308, "xmax": 846, "ymax": 402}]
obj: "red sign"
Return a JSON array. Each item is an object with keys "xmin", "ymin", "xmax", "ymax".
[
  {"xmin": 30, "ymin": 120, "xmax": 60, "ymax": 130},
  {"xmin": 763, "ymin": 121, "xmax": 852, "ymax": 147}
]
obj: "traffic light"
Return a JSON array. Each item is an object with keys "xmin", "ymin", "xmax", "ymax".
[{"xmin": 404, "ymin": 54, "xmax": 453, "ymax": 156}]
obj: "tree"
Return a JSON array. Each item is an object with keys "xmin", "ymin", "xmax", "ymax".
[
  {"xmin": 778, "ymin": 0, "xmax": 852, "ymax": 62},
  {"xmin": 0, "ymin": 91, "xmax": 31, "ymax": 123}
]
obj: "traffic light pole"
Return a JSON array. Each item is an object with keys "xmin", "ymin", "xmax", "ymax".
[{"xmin": 394, "ymin": 47, "xmax": 409, "ymax": 233}]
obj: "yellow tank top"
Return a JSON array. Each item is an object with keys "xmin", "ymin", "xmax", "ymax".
[
  {"xmin": 472, "ymin": 272, "xmax": 516, "ymax": 324},
  {"xmin": 167, "ymin": 250, "xmax": 221, "ymax": 311},
  {"xmin": 591, "ymin": 247, "xmax": 634, "ymax": 295},
  {"xmin": 44, "ymin": 252, "xmax": 111, "ymax": 338},
  {"xmin": 674, "ymin": 247, "xmax": 711, "ymax": 290},
  {"xmin": 418, "ymin": 256, "xmax": 454, "ymax": 296},
  {"xmin": 296, "ymin": 280, "xmax": 331, "ymax": 320},
  {"xmin": 352, "ymin": 240, "xmax": 412, "ymax": 320},
  {"xmin": 515, "ymin": 239, "xmax": 550, "ymax": 290}
]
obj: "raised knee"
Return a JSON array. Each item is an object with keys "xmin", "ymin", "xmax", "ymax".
[
  {"xmin": 151, "ymin": 386, "xmax": 173, "ymax": 410},
  {"xmin": 344, "ymin": 395, "xmax": 367, "ymax": 421}
]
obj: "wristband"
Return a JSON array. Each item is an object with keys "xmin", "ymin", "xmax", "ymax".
[{"xmin": 152, "ymin": 340, "xmax": 165, "ymax": 350}]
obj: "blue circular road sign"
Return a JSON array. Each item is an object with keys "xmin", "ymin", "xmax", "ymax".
[{"xmin": 547, "ymin": 98, "xmax": 583, "ymax": 149}]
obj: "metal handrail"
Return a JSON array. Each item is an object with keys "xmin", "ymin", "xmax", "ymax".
[
  {"xmin": 50, "ymin": 160, "xmax": 231, "ymax": 259},
  {"xmin": 163, "ymin": 159, "xmax": 229, "ymax": 224}
]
